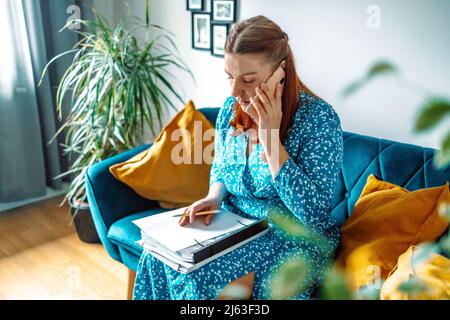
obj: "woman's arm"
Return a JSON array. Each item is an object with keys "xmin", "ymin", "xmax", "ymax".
[
  {"xmin": 265, "ymin": 138, "xmax": 289, "ymax": 178},
  {"xmin": 250, "ymin": 83, "xmax": 343, "ymax": 233},
  {"xmin": 270, "ymin": 109, "xmax": 344, "ymax": 233},
  {"xmin": 207, "ymin": 182, "xmax": 229, "ymax": 203},
  {"xmin": 208, "ymin": 97, "xmax": 234, "ymax": 201}
]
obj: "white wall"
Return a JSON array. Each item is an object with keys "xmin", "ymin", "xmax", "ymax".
[
  {"xmin": 92, "ymin": 0, "xmax": 114, "ymax": 24},
  {"xmin": 95, "ymin": 0, "xmax": 450, "ymax": 148}
]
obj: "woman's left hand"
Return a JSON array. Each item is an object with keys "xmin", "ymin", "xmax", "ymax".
[{"xmin": 250, "ymin": 81, "xmax": 283, "ymax": 154}]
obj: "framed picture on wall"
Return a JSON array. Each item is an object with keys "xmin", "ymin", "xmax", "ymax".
[
  {"xmin": 211, "ymin": 0, "xmax": 236, "ymax": 23},
  {"xmin": 192, "ymin": 12, "xmax": 211, "ymax": 50},
  {"xmin": 186, "ymin": 0, "xmax": 204, "ymax": 12},
  {"xmin": 211, "ymin": 23, "xmax": 229, "ymax": 57}
]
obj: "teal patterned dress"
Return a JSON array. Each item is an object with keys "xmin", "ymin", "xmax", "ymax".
[{"xmin": 133, "ymin": 91, "xmax": 344, "ymax": 300}]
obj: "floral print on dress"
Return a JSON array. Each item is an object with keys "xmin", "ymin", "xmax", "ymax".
[{"xmin": 133, "ymin": 91, "xmax": 344, "ymax": 300}]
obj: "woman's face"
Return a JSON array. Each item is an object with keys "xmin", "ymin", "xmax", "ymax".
[{"xmin": 224, "ymin": 53, "xmax": 274, "ymax": 111}]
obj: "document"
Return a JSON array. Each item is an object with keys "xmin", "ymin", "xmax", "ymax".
[
  {"xmin": 132, "ymin": 207, "xmax": 269, "ymax": 273},
  {"xmin": 132, "ymin": 207, "xmax": 260, "ymax": 252},
  {"xmin": 136, "ymin": 229, "xmax": 269, "ymax": 274}
]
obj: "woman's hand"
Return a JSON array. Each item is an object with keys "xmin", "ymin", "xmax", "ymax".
[
  {"xmin": 250, "ymin": 82, "xmax": 283, "ymax": 153},
  {"xmin": 248, "ymin": 82, "xmax": 289, "ymax": 178},
  {"xmin": 179, "ymin": 196, "xmax": 221, "ymax": 226}
]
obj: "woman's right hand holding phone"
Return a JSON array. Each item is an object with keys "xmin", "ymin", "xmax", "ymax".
[{"xmin": 243, "ymin": 64, "xmax": 285, "ymax": 124}]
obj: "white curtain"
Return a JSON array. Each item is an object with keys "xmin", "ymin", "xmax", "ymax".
[
  {"xmin": 0, "ymin": 0, "xmax": 47, "ymax": 201},
  {"xmin": 0, "ymin": 0, "xmax": 93, "ymax": 202}
]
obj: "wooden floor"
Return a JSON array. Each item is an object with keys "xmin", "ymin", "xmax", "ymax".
[{"xmin": 0, "ymin": 196, "xmax": 128, "ymax": 300}]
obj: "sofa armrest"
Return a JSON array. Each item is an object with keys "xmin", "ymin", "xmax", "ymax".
[{"xmin": 85, "ymin": 143, "xmax": 160, "ymax": 262}]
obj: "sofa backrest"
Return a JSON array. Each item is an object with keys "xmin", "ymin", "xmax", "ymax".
[
  {"xmin": 199, "ymin": 107, "xmax": 450, "ymax": 227},
  {"xmin": 331, "ymin": 132, "xmax": 450, "ymax": 227}
]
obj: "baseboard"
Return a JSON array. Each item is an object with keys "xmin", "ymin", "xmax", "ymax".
[{"xmin": 0, "ymin": 183, "xmax": 69, "ymax": 213}]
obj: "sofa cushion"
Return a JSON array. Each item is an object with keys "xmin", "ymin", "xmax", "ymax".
[
  {"xmin": 107, "ymin": 208, "xmax": 168, "ymax": 259},
  {"xmin": 335, "ymin": 174, "xmax": 449, "ymax": 291},
  {"xmin": 108, "ymin": 100, "xmax": 215, "ymax": 209},
  {"xmin": 380, "ymin": 245, "xmax": 450, "ymax": 300}
]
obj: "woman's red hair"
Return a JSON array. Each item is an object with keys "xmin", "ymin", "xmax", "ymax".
[{"xmin": 225, "ymin": 15, "xmax": 319, "ymax": 144}]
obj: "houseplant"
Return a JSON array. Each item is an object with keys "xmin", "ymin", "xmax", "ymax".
[{"xmin": 40, "ymin": 4, "xmax": 193, "ymax": 242}]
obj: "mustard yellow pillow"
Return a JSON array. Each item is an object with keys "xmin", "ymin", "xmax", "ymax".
[
  {"xmin": 109, "ymin": 100, "xmax": 215, "ymax": 209},
  {"xmin": 335, "ymin": 174, "xmax": 449, "ymax": 291},
  {"xmin": 380, "ymin": 245, "xmax": 450, "ymax": 300}
]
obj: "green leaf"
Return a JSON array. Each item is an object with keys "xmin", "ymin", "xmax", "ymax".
[
  {"xmin": 442, "ymin": 130, "xmax": 450, "ymax": 151},
  {"xmin": 438, "ymin": 201, "xmax": 450, "ymax": 222},
  {"xmin": 39, "ymin": 49, "xmax": 78, "ymax": 86},
  {"xmin": 219, "ymin": 284, "xmax": 251, "ymax": 300},
  {"xmin": 268, "ymin": 256, "xmax": 311, "ymax": 300},
  {"xmin": 414, "ymin": 98, "xmax": 450, "ymax": 132},
  {"xmin": 434, "ymin": 149, "xmax": 450, "ymax": 170},
  {"xmin": 439, "ymin": 234, "xmax": 450, "ymax": 257},
  {"xmin": 268, "ymin": 209, "xmax": 332, "ymax": 253},
  {"xmin": 153, "ymin": 70, "xmax": 184, "ymax": 105},
  {"xmin": 320, "ymin": 267, "xmax": 353, "ymax": 300},
  {"xmin": 354, "ymin": 285, "xmax": 381, "ymax": 300},
  {"xmin": 397, "ymin": 274, "xmax": 429, "ymax": 296},
  {"xmin": 434, "ymin": 131, "xmax": 450, "ymax": 169},
  {"xmin": 340, "ymin": 60, "xmax": 397, "ymax": 100},
  {"xmin": 410, "ymin": 243, "xmax": 439, "ymax": 270},
  {"xmin": 341, "ymin": 79, "xmax": 364, "ymax": 99},
  {"xmin": 367, "ymin": 61, "xmax": 397, "ymax": 79}
]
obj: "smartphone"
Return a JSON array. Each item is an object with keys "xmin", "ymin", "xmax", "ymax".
[
  {"xmin": 264, "ymin": 66, "xmax": 286, "ymax": 93},
  {"xmin": 245, "ymin": 65, "xmax": 285, "ymax": 117}
]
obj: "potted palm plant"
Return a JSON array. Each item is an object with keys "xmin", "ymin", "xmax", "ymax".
[{"xmin": 40, "ymin": 6, "xmax": 193, "ymax": 243}]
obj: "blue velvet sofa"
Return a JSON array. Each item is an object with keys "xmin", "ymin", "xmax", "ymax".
[{"xmin": 85, "ymin": 107, "xmax": 450, "ymax": 297}]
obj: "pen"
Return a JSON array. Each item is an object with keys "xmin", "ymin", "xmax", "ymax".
[{"xmin": 176, "ymin": 209, "xmax": 220, "ymax": 223}]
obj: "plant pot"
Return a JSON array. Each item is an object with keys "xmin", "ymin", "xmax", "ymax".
[{"xmin": 70, "ymin": 198, "xmax": 101, "ymax": 244}]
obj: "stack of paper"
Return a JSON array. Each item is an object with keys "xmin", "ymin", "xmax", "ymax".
[{"xmin": 133, "ymin": 207, "xmax": 269, "ymax": 274}]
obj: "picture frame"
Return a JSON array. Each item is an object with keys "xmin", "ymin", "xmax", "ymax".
[
  {"xmin": 211, "ymin": 0, "xmax": 236, "ymax": 23},
  {"xmin": 211, "ymin": 23, "xmax": 229, "ymax": 57},
  {"xmin": 192, "ymin": 12, "xmax": 211, "ymax": 51},
  {"xmin": 186, "ymin": 0, "xmax": 205, "ymax": 12}
]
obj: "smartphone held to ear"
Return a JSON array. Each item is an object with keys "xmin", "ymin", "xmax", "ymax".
[
  {"xmin": 264, "ymin": 66, "xmax": 286, "ymax": 93},
  {"xmin": 242, "ymin": 66, "xmax": 285, "ymax": 117}
]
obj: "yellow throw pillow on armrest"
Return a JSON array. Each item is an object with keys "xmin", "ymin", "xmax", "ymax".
[
  {"xmin": 335, "ymin": 174, "xmax": 449, "ymax": 291},
  {"xmin": 109, "ymin": 100, "xmax": 215, "ymax": 209}
]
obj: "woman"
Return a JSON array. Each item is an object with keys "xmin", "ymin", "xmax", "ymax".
[{"xmin": 133, "ymin": 15, "xmax": 344, "ymax": 300}]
